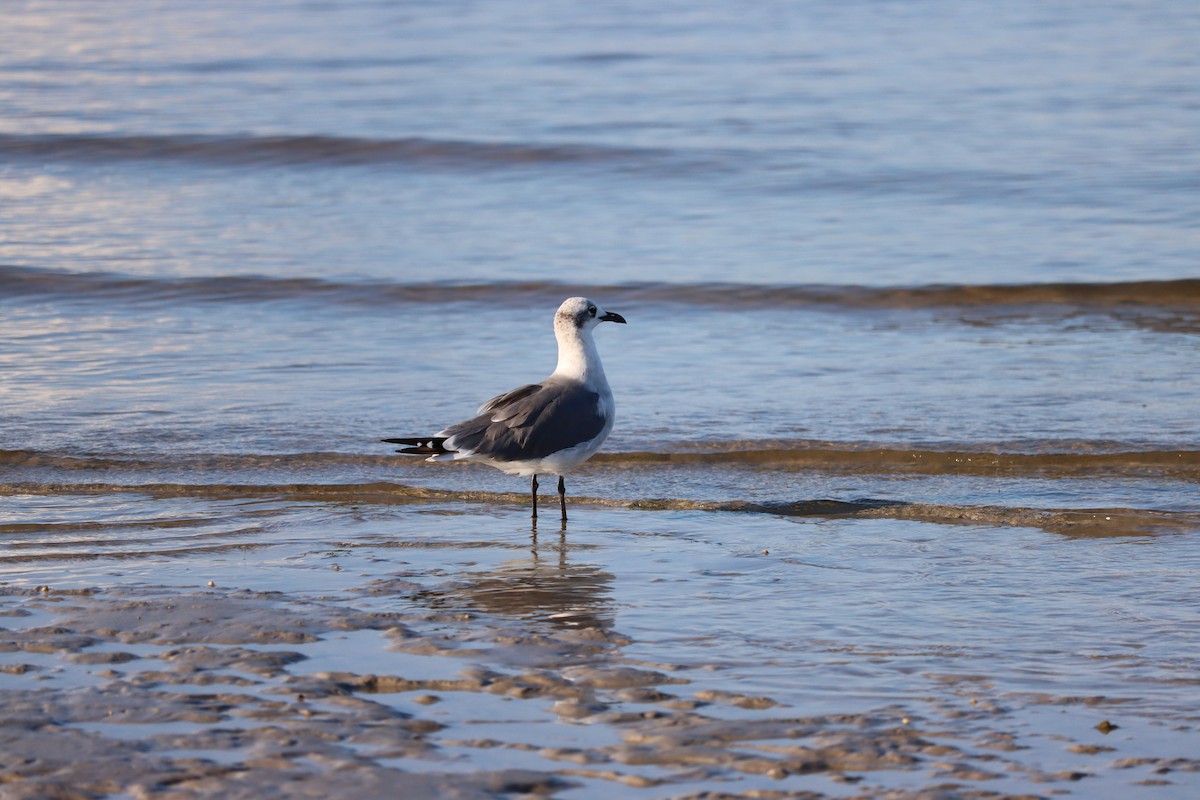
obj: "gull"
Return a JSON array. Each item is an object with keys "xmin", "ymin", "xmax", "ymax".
[{"xmin": 384, "ymin": 296, "xmax": 626, "ymax": 522}]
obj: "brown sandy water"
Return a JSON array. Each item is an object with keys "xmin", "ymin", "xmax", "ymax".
[{"xmin": 2, "ymin": 486, "xmax": 1198, "ymax": 799}]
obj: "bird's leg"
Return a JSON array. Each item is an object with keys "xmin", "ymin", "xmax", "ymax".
[
  {"xmin": 558, "ymin": 475, "xmax": 567, "ymax": 523},
  {"xmin": 530, "ymin": 474, "xmax": 539, "ymax": 519}
]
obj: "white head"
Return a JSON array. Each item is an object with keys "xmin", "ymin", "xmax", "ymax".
[
  {"xmin": 554, "ymin": 296, "xmax": 627, "ymax": 335},
  {"xmin": 551, "ymin": 297, "xmax": 625, "ymax": 381}
]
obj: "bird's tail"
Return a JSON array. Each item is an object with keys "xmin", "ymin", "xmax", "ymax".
[{"xmin": 382, "ymin": 436, "xmax": 451, "ymax": 456}]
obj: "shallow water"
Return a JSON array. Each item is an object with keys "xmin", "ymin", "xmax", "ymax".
[
  {"xmin": 2, "ymin": 502, "xmax": 1199, "ymax": 797},
  {"xmin": 3, "ymin": 0, "xmax": 1200, "ymax": 797}
]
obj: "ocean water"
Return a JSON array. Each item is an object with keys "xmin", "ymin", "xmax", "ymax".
[{"xmin": 2, "ymin": 1, "xmax": 1199, "ymax": 797}]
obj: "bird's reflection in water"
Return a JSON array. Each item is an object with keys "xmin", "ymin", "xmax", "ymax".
[{"xmin": 452, "ymin": 528, "xmax": 615, "ymax": 631}]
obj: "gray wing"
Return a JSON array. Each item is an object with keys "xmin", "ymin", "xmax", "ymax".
[
  {"xmin": 478, "ymin": 383, "xmax": 541, "ymax": 415},
  {"xmin": 443, "ymin": 380, "xmax": 606, "ymax": 462}
]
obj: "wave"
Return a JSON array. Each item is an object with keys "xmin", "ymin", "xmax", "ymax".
[
  {"xmin": 5, "ymin": 444, "xmax": 1200, "ymax": 479},
  {"xmin": 604, "ymin": 446, "xmax": 1200, "ymax": 478},
  {"xmin": 0, "ymin": 132, "xmax": 671, "ymax": 170},
  {"xmin": 5, "ymin": 133, "xmax": 1193, "ymax": 213},
  {"xmin": 2, "ymin": 478, "xmax": 1195, "ymax": 539},
  {"xmin": 4, "ymin": 265, "xmax": 1200, "ymax": 320}
]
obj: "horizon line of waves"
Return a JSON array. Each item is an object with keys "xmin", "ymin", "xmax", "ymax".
[
  {"xmin": 0, "ymin": 132, "xmax": 676, "ymax": 170},
  {"xmin": 2, "ymin": 480, "xmax": 1196, "ymax": 539},
  {"xmin": 4, "ymin": 266, "xmax": 1200, "ymax": 316},
  {"xmin": 5, "ymin": 445, "xmax": 1200, "ymax": 479},
  {"xmin": 3, "ymin": 132, "xmax": 1193, "ymax": 198}
]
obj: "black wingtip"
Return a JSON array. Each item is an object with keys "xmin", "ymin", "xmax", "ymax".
[{"xmin": 382, "ymin": 436, "xmax": 450, "ymax": 456}]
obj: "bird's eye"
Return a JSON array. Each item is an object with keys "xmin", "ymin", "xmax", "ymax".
[{"xmin": 587, "ymin": 305, "xmax": 597, "ymax": 317}]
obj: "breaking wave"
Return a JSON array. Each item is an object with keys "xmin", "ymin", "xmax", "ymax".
[
  {"xmin": 0, "ymin": 132, "xmax": 670, "ymax": 169},
  {"xmin": 4, "ymin": 265, "xmax": 1199, "ymax": 327},
  {"xmin": 5, "ymin": 442, "xmax": 1200, "ymax": 479}
]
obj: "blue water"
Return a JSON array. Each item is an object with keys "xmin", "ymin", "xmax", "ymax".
[
  {"xmin": 2, "ymin": 0, "xmax": 1197, "ymax": 286},
  {"xmin": 4, "ymin": 1, "xmax": 1199, "ymax": 471},
  {"xmin": 2, "ymin": 3, "xmax": 1200, "ymax": 796}
]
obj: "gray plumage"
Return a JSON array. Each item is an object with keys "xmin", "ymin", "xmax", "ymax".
[
  {"xmin": 440, "ymin": 378, "xmax": 607, "ymax": 463},
  {"xmin": 383, "ymin": 296, "xmax": 625, "ymax": 522}
]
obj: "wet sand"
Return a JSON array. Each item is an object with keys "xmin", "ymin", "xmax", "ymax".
[{"xmin": 3, "ymin": 501, "xmax": 1197, "ymax": 799}]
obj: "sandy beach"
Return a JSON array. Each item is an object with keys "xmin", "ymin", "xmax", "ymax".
[{"xmin": 4, "ymin": 491, "xmax": 1197, "ymax": 799}]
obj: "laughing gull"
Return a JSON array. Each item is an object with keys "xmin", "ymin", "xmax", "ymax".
[{"xmin": 384, "ymin": 296, "xmax": 626, "ymax": 522}]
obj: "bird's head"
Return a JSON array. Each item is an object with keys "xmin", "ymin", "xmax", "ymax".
[{"xmin": 556, "ymin": 296, "xmax": 626, "ymax": 332}]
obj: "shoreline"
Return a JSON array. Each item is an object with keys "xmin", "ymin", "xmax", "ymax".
[{"xmin": 3, "ymin": 503, "xmax": 1197, "ymax": 799}]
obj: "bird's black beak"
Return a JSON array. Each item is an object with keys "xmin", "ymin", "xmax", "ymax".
[{"xmin": 600, "ymin": 311, "xmax": 626, "ymax": 324}]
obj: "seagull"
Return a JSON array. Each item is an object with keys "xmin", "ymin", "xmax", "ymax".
[{"xmin": 384, "ymin": 296, "xmax": 626, "ymax": 522}]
